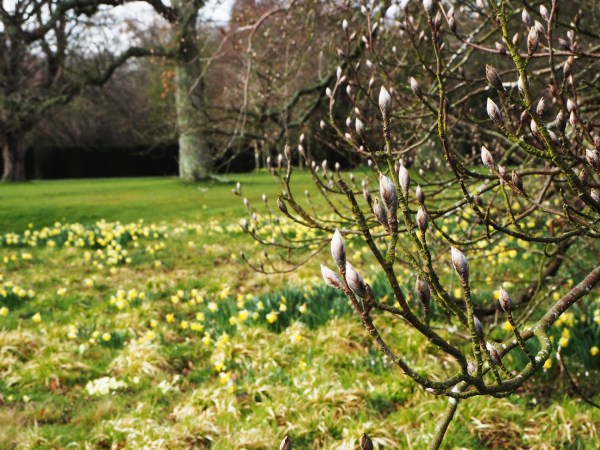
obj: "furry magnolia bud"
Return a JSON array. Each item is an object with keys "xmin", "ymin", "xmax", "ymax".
[
  {"xmin": 522, "ymin": 9, "xmax": 530, "ymax": 26},
  {"xmin": 530, "ymin": 120, "xmax": 539, "ymax": 137},
  {"xmin": 536, "ymin": 97, "xmax": 545, "ymax": 116},
  {"xmin": 277, "ymin": 198, "xmax": 288, "ymax": 214},
  {"xmin": 556, "ymin": 110, "xmax": 566, "ymax": 133},
  {"xmin": 586, "ymin": 148, "xmax": 600, "ymax": 171},
  {"xmin": 486, "ymin": 98, "xmax": 502, "ymax": 123},
  {"xmin": 321, "ymin": 264, "xmax": 343, "ymax": 290},
  {"xmin": 473, "ymin": 315, "xmax": 484, "ymax": 339},
  {"xmin": 416, "ymin": 277, "xmax": 431, "ymax": 309},
  {"xmin": 416, "ymin": 185, "xmax": 425, "ymax": 205},
  {"xmin": 416, "ymin": 206, "xmax": 428, "ymax": 233},
  {"xmin": 331, "ymin": 229, "xmax": 346, "ymax": 271},
  {"xmin": 467, "ymin": 360, "xmax": 476, "ymax": 375},
  {"xmin": 481, "ymin": 146, "xmax": 495, "ymax": 171},
  {"xmin": 511, "ymin": 171, "xmax": 525, "ymax": 195},
  {"xmin": 398, "ymin": 164, "xmax": 410, "ymax": 192},
  {"xmin": 487, "ymin": 343, "xmax": 501, "ymax": 365},
  {"xmin": 517, "ymin": 75, "xmax": 525, "ymax": 96},
  {"xmin": 564, "ymin": 56, "xmax": 574, "ymax": 77},
  {"xmin": 485, "ymin": 65, "xmax": 504, "ymax": 92},
  {"xmin": 569, "ymin": 110, "xmax": 578, "ymax": 129},
  {"xmin": 423, "ymin": 0, "xmax": 434, "ymax": 15},
  {"xmin": 355, "ymin": 118, "xmax": 365, "ymax": 137},
  {"xmin": 363, "ymin": 185, "xmax": 372, "ymax": 205},
  {"xmin": 280, "ymin": 435, "xmax": 292, "ymax": 450},
  {"xmin": 360, "ymin": 433, "xmax": 374, "ymax": 450},
  {"xmin": 451, "ymin": 246, "xmax": 469, "ymax": 279},
  {"xmin": 379, "ymin": 86, "xmax": 392, "ymax": 118},
  {"xmin": 345, "ymin": 262, "xmax": 368, "ymax": 297},
  {"xmin": 498, "ymin": 287, "xmax": 512, "ymax": 312},
  {"xmin": 498, "ymin": 165, "xmax": 507, "ymax": 181},
  {"xmin": 447, "ymin": 7, "xmax": 456, "ymax": 33},
  {"xmin": 373, "ymin": 199, "xmax": 389, "ymax": 229},
  {"xmin": 528, "ymin": 27, "xmax": 539, "ymax": 54},
  {"xmin": 379, "ymin": 175, "xmax": 398, "ymax": 214},
  {"xmin": 410, "ymin": 77, "xmax": 422, "ymax": 97}
]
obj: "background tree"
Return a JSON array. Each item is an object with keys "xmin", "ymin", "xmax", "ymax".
[{"xmin": 0, "ymin": 0, "xmax": 161, "ymax": 181}]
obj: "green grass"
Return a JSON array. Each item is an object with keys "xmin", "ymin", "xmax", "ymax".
[
  {"xmin": 0, "ymin": 174, "xmax": 599, "ymax": 449},
  {"xmin": 0, "ymin": 173, "xmax": 317, "ymax": 231}
]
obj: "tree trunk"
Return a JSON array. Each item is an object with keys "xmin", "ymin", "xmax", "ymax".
[
  {"xmin": 174, "ymin": 0, "xmax": 211, "ymax": 181},
  {"xmin": 1, "ymin": 132, "xmax": 27, "ymax": 182}
]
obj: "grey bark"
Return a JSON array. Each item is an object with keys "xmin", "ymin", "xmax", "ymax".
[
  {"xmin": 173, "ymin": 0, "xmax": 211, "ymax": 181},
  {"xmin": 1, "ymin": 132, "xmax": 27, "ymax": 182}
]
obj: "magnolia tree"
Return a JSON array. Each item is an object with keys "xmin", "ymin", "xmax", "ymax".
[{"xmin": 240, "ymin": 1, "xmax": 600, "ymax": 447}]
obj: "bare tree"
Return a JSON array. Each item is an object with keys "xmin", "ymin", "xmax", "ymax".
[
  {"xmin": 242, "ymin": 1, "xmax": 600, "ymax": 447},
  {"xmin": 0, "ymin": 0, "xmax": 163, "ymax": 181}
]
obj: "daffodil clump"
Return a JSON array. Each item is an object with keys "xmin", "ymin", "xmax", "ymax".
[
  {"xmin": 544, "ymin": 299, "xmax": 600, "ymax": 370},
  {"xmin": 1, "ymin": 220, "xmax": 167, "ymax": 271},
  {"xmin": 0, "ymin": 272, "xmax": 35, "ymax": 315}
]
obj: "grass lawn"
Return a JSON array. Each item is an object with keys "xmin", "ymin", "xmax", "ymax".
[
  {"xmin": 0, "ymin": 173, "xmax": 314, "ymax": 231},
  {"xmin": 0, "ymin": 174, "xmax": 599, "ymax": 449}
]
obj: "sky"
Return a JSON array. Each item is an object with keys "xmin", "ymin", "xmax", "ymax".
[{"xmin": 111, "ymin": 0, "xmax": 235, "ymax": 26}]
